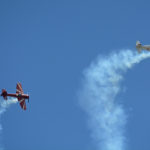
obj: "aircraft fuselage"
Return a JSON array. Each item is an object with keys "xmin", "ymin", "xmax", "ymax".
[{"xmin": 7, "ymin": 93, "xmax": 29, "ymax": 99}]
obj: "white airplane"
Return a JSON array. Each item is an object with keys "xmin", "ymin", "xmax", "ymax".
[{"xmin": 136, "ymin": 41, "xmax": 150, "ymax": 53}]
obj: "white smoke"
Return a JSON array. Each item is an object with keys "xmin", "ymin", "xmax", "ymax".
[
  {"xmin": 0, "ymin": 98, "xmax": 18, "ymax": 114},
  {"xmin": 79, "ymin": 50, "xmax": 150, "ymax": 150},
  {"xmin": 0, "ymin": 98, "xmax": 17, "ymax": 150}
]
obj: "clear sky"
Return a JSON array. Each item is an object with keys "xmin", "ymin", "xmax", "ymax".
[{"xmin": 0, "ymin": 0, "xmax": 150, "ymax": 150}]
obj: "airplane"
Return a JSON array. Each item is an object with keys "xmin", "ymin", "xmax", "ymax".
[
  {"xmin": 136, "ymin": 41, "xmax": 150, "ymax": 53},
  {"xmin": 1, "ymin": 83, "xmax": 29, "ymax": 110}
]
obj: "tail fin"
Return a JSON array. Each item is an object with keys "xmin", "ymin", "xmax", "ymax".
[
  {"xmin": 136, "ymin": 40, "xmax": 141, "ymax": 46},
  {"xmin": 136, "ymin": 41, "xmax": 142, "ymax": 53},
  {"xmin": 1, "ymin": 89, "xmax": 8, "ymax": 100}
]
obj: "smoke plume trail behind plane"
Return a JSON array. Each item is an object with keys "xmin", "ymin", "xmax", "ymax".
[
  {"xmin": 0, "ymin": 98, "xmax": 18, "ymax": 114},
  {"xmin": 0, "ymin": 98, "xmax": 17, "ymax": 150},
  {"xmin": 79, "ymin": 50, "xmax": 150, "ymax": 150}
]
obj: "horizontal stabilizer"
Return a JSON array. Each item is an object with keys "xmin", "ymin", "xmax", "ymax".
[{"xmin": 1, "ymin": 89, "xmax": 7, "ymax": 100}]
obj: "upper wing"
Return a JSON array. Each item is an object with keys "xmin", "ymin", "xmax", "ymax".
[
  {"xmin": 16, "ymin": 83, "xmax": 24, "ymax": 94},
  {"xmin": 19, "ymin": 99, "xmax": 26, "ymax": 110}
]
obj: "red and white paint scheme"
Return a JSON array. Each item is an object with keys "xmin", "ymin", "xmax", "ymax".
[{"xmin": 1, "ymin": 83, "xmax": 29, "ymax": 110}]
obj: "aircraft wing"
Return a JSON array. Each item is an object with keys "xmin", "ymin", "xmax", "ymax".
[
  {"xmin": 16, "ymin": 83, "xmax": 24, "ymax": 94},
  {"xmin": 19, "ymin": 98, "xmax": 26, "ymax": 110}
]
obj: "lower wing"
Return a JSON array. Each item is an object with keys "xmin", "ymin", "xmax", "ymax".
[{"xmin": 19, "ymin": 99, "xmax": 26, "ymax": 110}]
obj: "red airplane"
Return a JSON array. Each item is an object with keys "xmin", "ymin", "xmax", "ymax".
[{"xmin": 1, "ymin": 83, "xmax": 29, "ymax": 110}]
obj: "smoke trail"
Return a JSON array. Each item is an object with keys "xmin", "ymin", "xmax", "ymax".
[
  {"xmin": 0, "ymin": 98, "xmax": 17, "ymax": 150},
  {"xmin": 0, "ymin": 98, "xmax": 18, "ymax": 114},
  {"xmin": 79, "ymin": 50, "xmax": 150, "ymax": 150}
]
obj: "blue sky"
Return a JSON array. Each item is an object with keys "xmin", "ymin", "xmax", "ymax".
[{"xmin": 0, "ymin": 0, "xmax": 150, "ymax": 150}]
